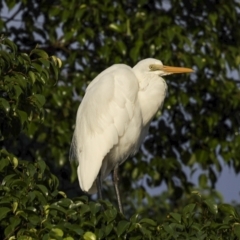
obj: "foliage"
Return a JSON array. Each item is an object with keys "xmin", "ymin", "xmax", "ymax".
[
  {"xmin": 0, "ymin": 37, "xmax": 60, "ymax": 137},
  {"xmin": 1, "ymin": 145, "xmax": 240, "ymax": 238},
  {"xmin": 0, "ymin": 0, "xmax": 240, "ymax": 238}
]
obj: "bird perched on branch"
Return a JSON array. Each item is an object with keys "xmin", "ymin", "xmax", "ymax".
[{"xmin": 70, "ymin": 58, "xmax": 193, "ymax": 213}]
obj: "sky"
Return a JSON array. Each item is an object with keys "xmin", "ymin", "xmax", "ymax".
[{"xmin": 1, "ymin": 1, "xmax": 240, "ymax": 204}]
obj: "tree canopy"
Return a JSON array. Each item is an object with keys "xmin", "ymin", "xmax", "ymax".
[{"xmin": 0, "ymin": 0, "xmax": 240, "ymax": 239}]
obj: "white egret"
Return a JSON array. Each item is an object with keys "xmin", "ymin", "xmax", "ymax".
[{"xmin": 70, "ymin": 58, "xmax": 193, "ymax": 213}]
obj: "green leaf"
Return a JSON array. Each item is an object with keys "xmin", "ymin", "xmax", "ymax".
[
  {"xmin": 169, "ymin": 222, "xmax": 184, "ymax": 231},
  {"xmin": 39, "ymin": 58, "xmax": 50, "ymax": 68},
  {"xmin": 33, "ymin": 94, "xmax": 46, "ymax": 107},
  {"xmin": 4, "ymin": 38, "xmax": 17, "ymax": 53},
  {"xmin": 170, "ymin": 213, "xmax": 181, "ymax": 223},
  {"xmin": 117, "ymin": 220, "xmax": 130, "ymax": 236},
  {"xmin": 163, "ymin": 224, "xmax": 175, "ymax": 235},
  {"xmin": 104, "ymin": 223, "xmax": 113, "ymax": 236},
  {"xmin": 0, "ymin": 51, "xmax": 11, "ymax": 66},
  {"xmin": 89, "ymin": 201, "xmax": 101, "ymax": 215},
  {"xmin": 83, "ymin": 232, "xmax": 96, "ymax": 240},
  {"xmin": 80, "ymin": 204, "xmax": 90, "ymax": 216},
  {"xmin": 51, "ymin": 56, "xmax": 62, "ymax": 68},
  {"xmin": 115, "ymin": 41, "xmax": 126, "ymax": 56},
  {"xmin": 9, "ymin": 179, "xmax": 28, "ymax": 188},
  {"xmin": 139, "ymin": 226, "xmax": 151, "ymax": 237},
  {"xmin": 139, "ymin": 218, "xmax": 157, "ymax": 226},
  {"xmin": 30, "ymin": 49, "xmax": 49, "ymax": 58},
  {"xmin": 28, "ymin": 71, "xmax": 36, "ymax": 84},
  {"xmin": 12, "ymin": 157, "xmax": 18, "ymax": 169},
  {"xmin": 49, "ymin": 204, "xmax": 67, "ymax": 214},
  {"xmin": 33, "ymin": 190, "xmax": 47, "ymax": 205},
  {"xmin": 219, "ymin": 204, "xmax": 237, "ymax": 217},
  {"xmin": 16, "ymin": 210, "xmax": 28, "ymax": 221},
  {"xmin": 0, "ymin": 207, "xmax": 11, "ymax": 220},
  {"xmin": 50, "ymin": 61, "xmax": 59, "ymax": 81},
  {"xmin": 36, "ymin": 184, "xmax": 49, "ymax": 196},
  {"xmin": 20, "ymin": 53, "xmax": 31, "ymax": 63},
  {"xmin": 109, "ymin": 23, "xmax": 121, "ymax": 33},
  {"xmin": 57, "ymin": 198, "xmax": 73, "ymax": 208},
  {"xmin": 0, "ymin": 98, "xmax": 10, "ymax": 112},
  {"xmin": 2, "ymin": 174, "xmax": 17, "ymax": 186},
  {"xmin": 130, "ymin": 40, "xmax": 143, "ymax": 62},
  {"xmin": 51, "ymin": 228, "xmax": 64, "ymax": 237},
  {"xmin": 198, "ymin": 174, "xmax": 208, "ymax": 188},
  {"xmin": 234, "ymin": 224, "xmax": 240, "ymax": 238},
  {"xmin": 31, "ymin": 63, "xmax": 43, "ymax": 73},
  {"xmin": 37, "ymin": 160, "xmax": 46, "ymax": 174},
  {"xmin": 0, "ymin": 158, "xmax": 10, "ymax": 171},
  {"xmin": 28, "ymin": 214, "xmax": 41, "ymax": 225},
  {"xmin": 182, "ymin": 203, "xmax": 196, "ymax": 216},
  {"xmin": 64, "ymin": 223, "xmax": 84, "ymax": 235},
  {"xmin": 4, "ymin": 217, "xmax": 21, "ymax": 236},
  {"xmin": 17, "ymin": 110, "xmax": 28, "ymax": 125},
  {"xmin": 104, "ymin": 208, "xmax": 117, "ymax": 223},
  {"xmin": 195, "ymin": 150, "xmax": 209, "ymax": 164},
  {"xmin": 209, "ymin": 13, "xmax": 217, "ymax": 26},
  {"xmin": 14, "ymin": 85, "xmax": 23, "ymax": 99},
  {"xmin": 58, "ymin": 191, "xmax": 67, "ymax": 198},
  {"xmin": 130, "ymin": 213, "xmax": 139, "ymax": 223},
  {"xmin": 204, "ymin": 199, "xmax": 218, "ymax": 215},
  {"xmin": 98, "ymin": 199, "xmax": 112, "ymax": 208}
]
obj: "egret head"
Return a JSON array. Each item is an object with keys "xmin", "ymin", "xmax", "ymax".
[{"xmin": 134, "ymin": 58, "xmax": 193, "ymax": 77}]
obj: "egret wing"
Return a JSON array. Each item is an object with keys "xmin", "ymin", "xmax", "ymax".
[{"xmin": 70, "ymin": 64, "xmax": 140, "ymax": 193}]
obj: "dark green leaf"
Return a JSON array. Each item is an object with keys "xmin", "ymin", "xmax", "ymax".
[
  {"xmin": 198, "ymin": 174, "xmax": 208, "ymax": 188},
  {"xmin": 49, "ymin": 204, "xmax": 67, "ymax": 214},
  {"xmin": 30, "ymin": 49, "xmax": 49, "ymax": 58},
  {"xmin": 89, "ymin": 201, "xmax": 101, "ymax": 215},
  {"xmin": 234, "ymin": 224, "xmax": 240, "ymax": 238},
  {"xmin": 57, "ymin": 198, "xmax": 72, "ymax": 208},
  {"xmin": 219, "ymin": 204, "xmax": 237, "ymax": 217},
  {"xmin": 139, "ymin": 218, "xmax": 157, "ymax": 226},
  {"xmin": 64, "ymin": 223, "xmax": 84, "ymax": 235},
  {"xmin": 4, "ymin": 217, "xmax": 21, "ymax": 236},
  {"xmin": 14, "ymin": 85, "xmax": 23, "ymax": 99},
  {"xmin": 33, "ymin": 94, "xmax": 46, "ymax": 107},
  {"xmin": 0, "ymin": 207, "xmax": 11, "ymax": 220},
  {"xmin": 36, "ymin": 184, "xmax": 49, "ymax": 196},
  {"xmin": 204, "ymin": 199, "xmax": 218, "ymax": 215},
  {"xmin": 170, "ymin": 213, "xmax": 181, "ymax": 223},
  {"xmin": 0, "ymin": 158, "xmax": 10, "ymax": 171},
  {"xmin": 117, "ymin": 220, "xmax": 130, "ymax": 236},
  {"xmin": 4, "ymin": 38, "xmax": 17, "ymax": 53},
  {"xmin": 17, "ymin": 110, "xmax": 28, "ymax": 125},
  {"xmin": 28, "ymin": 214, "xmax": 41, "ymax": 225},
  {"xmin": 37, "ymin": 160, "xmax": 46, "ymax": 173},
  {"xmin": 0, "ymin": 98, "xmax": 10, "ymax": 112},
  {"xmin": 80, "ymin": 204, "xmax": 90, "ymax": 216},
  {"xmin": 104, "ymin": 208, "xmax": 117, "ymax": 223},
  {"xmin": 28, "ymin": 70, "xmax": 36, "ymax": 84},
  {"xmin": 182, "ymin": 204, "xmax": 196, "ymax": 216}
]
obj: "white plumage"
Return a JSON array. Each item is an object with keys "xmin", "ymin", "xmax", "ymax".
[{"xmin": 70, "ymin": 58, "xmax": 193, "ymax": 194}]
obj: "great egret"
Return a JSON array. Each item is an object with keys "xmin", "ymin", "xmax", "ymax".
[{"xmin": 70, "ymin": 58, "xmax": 193, "ymax": 213}]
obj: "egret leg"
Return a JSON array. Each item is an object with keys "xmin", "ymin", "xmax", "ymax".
[
  {"xmin": 97, "ymin": 172, "xmax": 103, "ymax": 200},
  {"xmin": 113, "ymin": 165, "xmax": 124, "ymax": 214}
]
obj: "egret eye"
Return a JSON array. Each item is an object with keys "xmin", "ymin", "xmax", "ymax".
[
  {"xmin": 149, "ymin": 64, "xmax": 160, "ymax": 71},
  {"xmin": 149, "ymin": 64, "xmax": 154, "ymax": 70}
]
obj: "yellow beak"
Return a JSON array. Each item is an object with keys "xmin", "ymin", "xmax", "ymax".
[{"xmin": 162, "ymin": 65, "xmax": 194, "ymax": 74}]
